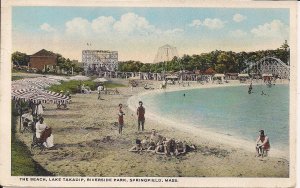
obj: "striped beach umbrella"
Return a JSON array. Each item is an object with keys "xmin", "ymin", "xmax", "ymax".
[
  {"xmin": 12, "ymin": 88, "xmax": 71, "ymax": 104},
  {"xmin": 12, "ymin": 76, "xmax": 70, "ymax": 132},
  {"xmin": 69, "ymin": 75, "xmax": 90, "ymax": 81}
]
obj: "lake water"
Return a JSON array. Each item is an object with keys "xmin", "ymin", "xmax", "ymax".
[{"xmin": 141, "ymin": 84, "xmax": 289, "ymax": 152}]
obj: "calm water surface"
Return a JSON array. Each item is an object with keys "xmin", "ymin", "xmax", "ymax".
[{"xmin": 141, "ymin": 84, "xmax": 289, "ymax": 151}]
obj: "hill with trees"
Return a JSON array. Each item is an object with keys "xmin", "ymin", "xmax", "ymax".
[{"xmin": 119, "ymin": 41, "xmax": 290, "ymax": 74}]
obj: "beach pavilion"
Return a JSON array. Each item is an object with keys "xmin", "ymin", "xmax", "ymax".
[
  {"xmin": 238, "ymin": 73, "xmax": 250, "ymax": 83},
  {"xmin": 213, "ymin": 74, "xmax": 225, "ymax": 83},
  {"xmin": 165, "ymin": 75, "xmax": 178, "ymax": 84},
  {"xmin": 262, "ymin": 73, "xmax": 273, "ymax": 82}
]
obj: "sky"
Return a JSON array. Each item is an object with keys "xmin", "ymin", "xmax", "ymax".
[{"xmin": 12, "ymin": 7, "xmax": 290, "ymax": 63}]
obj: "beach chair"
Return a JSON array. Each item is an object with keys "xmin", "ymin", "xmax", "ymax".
[
  {"xmin": 31, "ymin": 134, "xmax": 46, "ymax": 154},
  {"xmin": 22, "ymin": 120, "xmax": 34, "ymax": 133},
  {"xmin": 57, "ymin": 103, "xmax": 67, "ymax": 109}
]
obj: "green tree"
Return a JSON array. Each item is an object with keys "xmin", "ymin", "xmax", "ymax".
[
  {"xmin": 139, "ymin": 64, "xmax": 151, "ymax": 72},
  {"xmin": 216, "ymin": 51, "xmax": 236, "ymax": 73},
  {"xmin": 279, "ymin": 40, "xmax": 290, "ymax": 64},
  {"xmin": 11, "ymin": 52, "xmax": 30, "ymax": 66}
]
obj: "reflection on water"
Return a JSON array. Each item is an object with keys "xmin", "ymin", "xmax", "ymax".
[{"xmin": 142, "ymin": 84, "xmax": 289, "ymax": 152}]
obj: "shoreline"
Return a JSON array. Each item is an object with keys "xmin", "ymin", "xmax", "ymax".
[
  {"xmin": 127, "ymin": 81, "xmax": 289, "ymax": 159},
  {"xmin": 13, "ymin": 77, "xmax": 289, "ymax": 177}
]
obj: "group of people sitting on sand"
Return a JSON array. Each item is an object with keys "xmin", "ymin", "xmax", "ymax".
[
  {"xmin": 21, "ymin": 108, "xmax": 54, "ymax": 149},
  {"xmin": 129, "ymin": 129, "xmax": 196, "ymax": 156},
  {"xmin": 34, "ymin": 116, "xmax": 54, "ymax": 149}
]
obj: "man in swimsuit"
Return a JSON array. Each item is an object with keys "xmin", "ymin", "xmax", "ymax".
[
  {"xmin": 118, "ymin": 103, "xmax": 125, "ymax": 134},
  {"xmin": 136, "ymin": 101, "xmax": 145, "ymax": 131},
  {"xmin": 256, "ymin": 130, "xmax": 270, "ymax": 157}
]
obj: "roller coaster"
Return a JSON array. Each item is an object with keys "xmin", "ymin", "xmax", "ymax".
[{"xmin": 241, "ymin": 56, "xmax": 290, "ymax": 79}]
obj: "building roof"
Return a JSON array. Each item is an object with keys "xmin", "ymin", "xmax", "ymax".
[
  {"xmin": 226, "ymin": 73, "xmax": 239, "ymax": 76},
  {"xmin": 214, "ymin": 74, "xmax": 225, "ymax": 77},
  {"xmin": 238, "ymin": 73, "xmax": 249, "ymax": 77},
  {"xmin": 204, "ymin": 68, "xmax": 216, "ymax": 75},
  {"xmin": 166, "ymin": 75, "xmax": 178, "ymax": 79},
  {"xmin": 31, "ymin": 49, "xmax": 57, "ymax": 57},
  {"xmin": 262, "ymin": 73, "xmax": 273, "ymax": 77}
]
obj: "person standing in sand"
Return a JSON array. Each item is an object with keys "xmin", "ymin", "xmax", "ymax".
[
  {"xmin": 34, "ymin": 101, "xmax": 44, "ymax": 117},
  {"xmin": 136, "ymin": 101, "xmax": 145, "ymax": 131},
  {"xmin": 97, "ymin": 84, "xmax": 103, "ymax": 100},
  {"xmin": 118, "ymin": 103, "xmax": 125, "ymax": 134}
]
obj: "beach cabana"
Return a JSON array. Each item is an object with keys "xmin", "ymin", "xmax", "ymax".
[
  {"xmin": 128, "ymin": 76, "xmax": 140, "ymax": 80},
  {"xmin": 200, "ymin": 68, "xmax": 216, "ymax": 82},
  {"xmin": 165, "ymin": 75, "xmax": 178, "ymax": 85},
  {"xmin": 213, "ymin": 74, "xmax": 225, "ymax": 83},
  {"xmin": 238, "ymin": 73, "xmax": 250, "ymax": 83},
  {"xmin": 225, "ymin": 73, "xmax": 239, "ymax": 80},
  {"xmin": 166, "ymin": 75, "xmax": 178, "ymax": 80},
  {"xmin": 262, "ymin": 73, "xmax": 273, "ymax": 82}
]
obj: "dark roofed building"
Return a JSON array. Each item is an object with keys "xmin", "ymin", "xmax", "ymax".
[
  {"xmin": 204, "ymin": 68, "xmax": 216, "ymax": 75},
  {"xmin": 28, "ymin": 49, "xmax": 57, "ymax": 71}
]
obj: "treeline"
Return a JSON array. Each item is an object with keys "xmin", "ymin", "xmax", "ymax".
[
  {"xmin": 118, "ymin": 41, "xmax": 290, "ymax": 73},
  {"xmin": 56, "ymin": 54, "xmax": 83, "ymax": 73},
  {"xmin": 11, "ymin": 51, "xmax": 83, "ymax": 73}
]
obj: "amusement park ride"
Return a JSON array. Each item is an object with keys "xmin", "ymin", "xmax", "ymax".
[{"xmin": 242, "ymin": 56, "xmax": 290, "ymax": 79}]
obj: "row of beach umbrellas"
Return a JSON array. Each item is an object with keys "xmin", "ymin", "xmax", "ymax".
[
  {"xmin": 12, "ymin": 77, "xmax": 72, "ymax": 132},
  {"xmin": 12, "ymin": 75, "xmax": 108, "ymax": 132},
  {"xmin": 12, "ymin": 75, "xmax": 108, "ymax": 104},
  {"xmin": 12, "ymin": 76, "xmax": 71, "ymax": 104},
  {"xmin": 12, "ymin": 88, "xmax": 71, "ymax": 104}
]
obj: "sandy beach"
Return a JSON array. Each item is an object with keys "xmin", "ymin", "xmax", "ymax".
[{"xmin": 16, "ymin": 79, "xmax": 289, "ymax": 177}]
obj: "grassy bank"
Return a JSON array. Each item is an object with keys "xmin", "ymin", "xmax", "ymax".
[
  {"xmin": 48, "ymin": 80, "xmax": 97, "ymax": 94},
  {"xmin": 12, "ymin": 76, "xmax": 25, "ymax": 81},
  {"xmin": 11, "ymin": 102, "xmax": 53, "ymax": 176},
  {"xmin": 48, "ymin": 80, "xmax": 126, "ymax": 94},
  {"xmin": 104, "ymin": 82, "xmax": 126, "ymax": 88}
]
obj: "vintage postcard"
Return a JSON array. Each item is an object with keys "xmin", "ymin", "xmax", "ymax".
[{"xmin": 0, "ymin": 0, "xmax": 297, "ymax": 187}]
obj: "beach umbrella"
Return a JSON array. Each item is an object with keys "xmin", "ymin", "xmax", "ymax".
[
  {"xmin": 46, "ymin": 75, "xmax": 69, "ymax": 81},
  {"xmin": 69, "ymin": 75, "xmax": 90, "ymax": 81},
  {"xmin": 12, "ymin": 77, "xmax": 71, "ymax": 132},
  {"xmin": 12, "ymin": 77, "xmax": 61, "ymax": 90},
  {"xmin": 93, "ymin": 77, "xmax": 108, "ymax": 82},
  {"xmin": 12, "ymin": 88, "xmax": 71, "ymax": 104},
  {"xmin": 12, "ymin": 87, "xmax": 71, "ymax": 131},
  {"xmin": 128, "ymin": 76, "xmax": 140, "ymax": 80}
]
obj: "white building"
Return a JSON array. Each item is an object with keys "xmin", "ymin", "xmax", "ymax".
[{"xmin": 82, "ymin": 50, "xmax": 118, "ymax": 72}]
